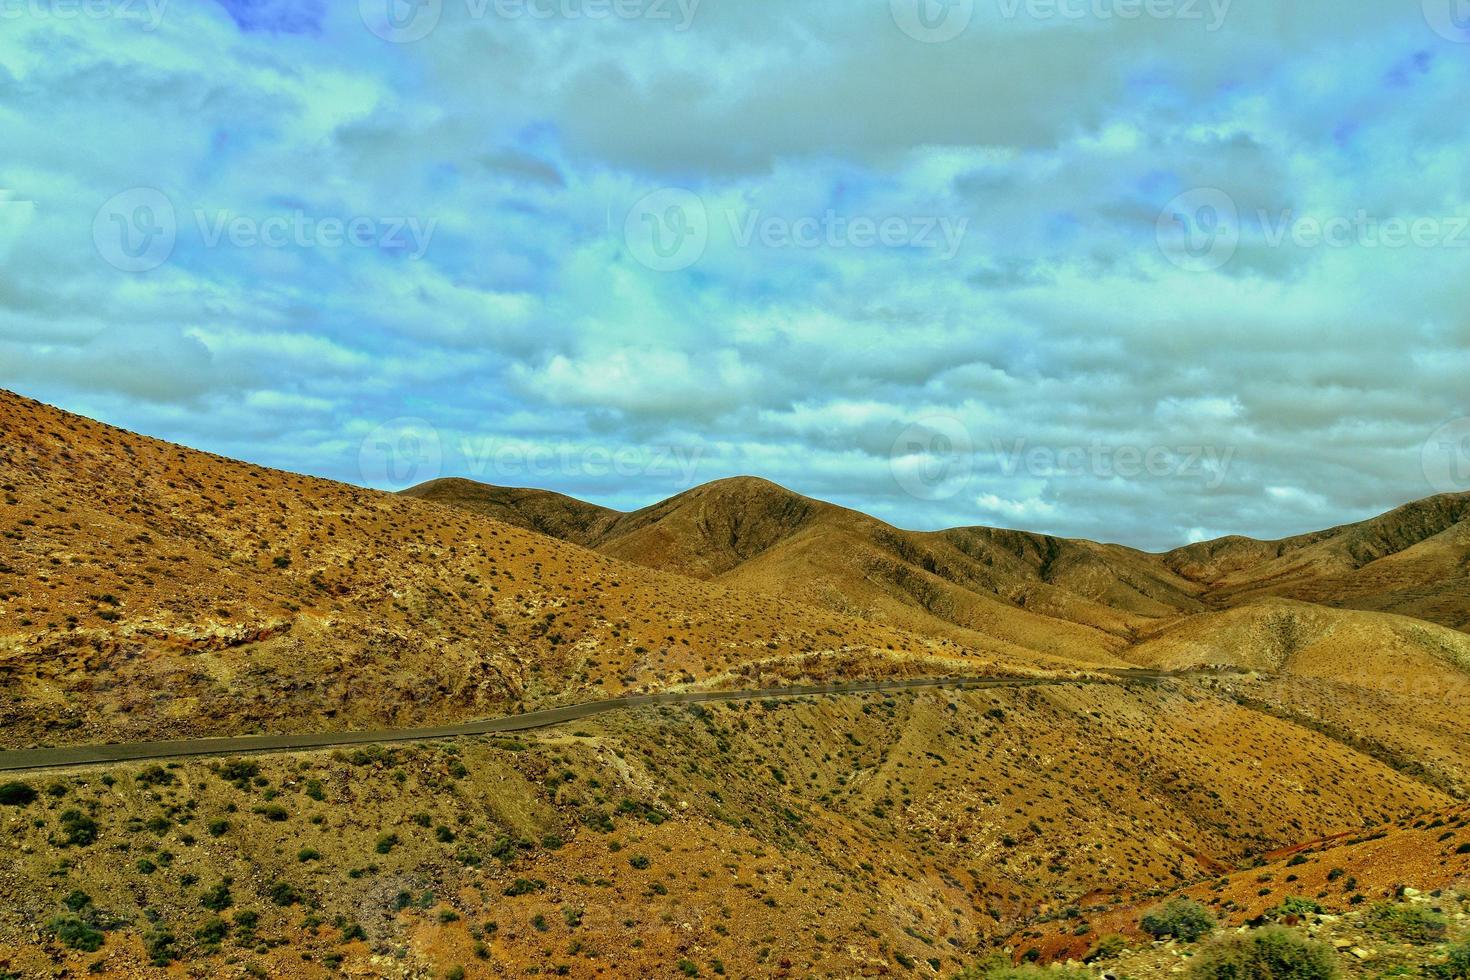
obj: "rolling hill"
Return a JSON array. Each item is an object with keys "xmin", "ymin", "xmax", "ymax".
[
  {"xmin": 0, "ymin": 390, "xmax": 1061, "ymax": 749},
  {"xmin": 4, "ymin": 390, "xmax": 1469, "ymax": 977}
]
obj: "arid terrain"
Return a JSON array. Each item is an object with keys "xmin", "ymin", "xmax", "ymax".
[{"xmin": 2, "ymin": 389, "xmax": 1469, "ymax": 977}]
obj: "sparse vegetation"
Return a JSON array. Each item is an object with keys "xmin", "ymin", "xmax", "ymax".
[
  {"xmin": 0, "ymin": 782, "xmax": 36, "ymax": 806},
  {"xmin": 1142, "ymin": 898, "xmax": 1216, "ymax": 942},
  {"xmin": 1186, "ymin": 927, "xmax": 1340, "ymax": 979}
]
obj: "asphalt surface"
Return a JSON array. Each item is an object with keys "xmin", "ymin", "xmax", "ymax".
[{"xmin": 0, "ymin": 669, "xmax": 1177, "ymax": 772}]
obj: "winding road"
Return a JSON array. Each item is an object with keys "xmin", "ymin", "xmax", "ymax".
[{"xmin": 0, "ymin": 669, "xmax": 1179, "ymax": 772}]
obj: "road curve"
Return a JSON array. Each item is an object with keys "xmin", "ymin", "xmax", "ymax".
[{"xmin": 0, "ymin": 669, "xmax": 1177, "ymax": 772}]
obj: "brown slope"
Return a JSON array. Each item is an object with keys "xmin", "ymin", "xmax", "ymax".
[
  {"xmin": 1128, "ymin": 597, "xmax": 1470, "ymax": 698},
  {"xmin": 1166, "ymin": 493, "xmax": 1470, "ymax": 630},
  {"xmin": 413, "ymin": 478, "xmax": 1470, "ymax": 638},
  {"xmin": 402, "ymin": 477, "xmax": 621, "ymax": 542},
  {"xmin": 406, "ymin": 477, "xmax": 1214, "ymax": 662},
  {"xmin": 0, "ymin": 390, "xmax": 1045, "ymax": 749}
]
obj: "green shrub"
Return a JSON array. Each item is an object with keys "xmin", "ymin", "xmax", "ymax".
[
  {"xmin": 375, "ymin": 832, "xmax": 399, "ymax": 854},
  {"xmin": 267, "ymin": 881, "xmax": 300, "ymax": 906},
  {"xmin": 955, "ymin": 964, "xmax": 1092, "ymax": 980},
  {"xmin": 134, "ymin": 765, "xmax": 175, "ymax": 787},
  {"xmin": 1435, "ymin": 940, "xmax": 1470, "ymax": 979},
  {"xmin": 195, "ymin": 917, "xmax": 230, "ymax": 945},
  {"xmin": 1083, "ymin": 933, "xmax": 1128, "ymax": 961},
  {"xmin": 1268, "ymin": 896, "xmax": 1324, "ymax": 919},
  {"xmin": 144, "ymin": 928, "xmax": 176, "ymax": 967},
  {"xmin": 628, "ymin": 854, "xmax": 651, "ymax": 870},
  {"xmin": 47, "ymin": 914, "xmax": 105, "ymax": 952},
  {"xmin": 503, "ymin": 878, "xmax": 546, "ymax": 896},
  {"xmin": 0, "ymin": 782, "xmax": 37, "ymax": 806},
  {"xmin": 1187, "ymin": 927, "xmax": 1340, "ymax": 979},
  {"xmin": 1363, "ymin": 902, "xmax": 1448, "ymax": 943},
  {"xmin": 200, "ymin": 881, "xmax": 233, "ymax": 911},
  {"xmin": 59, "ymin": 809, "xmax": 98, "ymax": 847},
  {"xmin": 1142, "ymin": 898, "xmax": 1216, "ymax": 942},
  {"xmin": 62, "ymin": 890, "xmax": 92, "ymax": 913}
]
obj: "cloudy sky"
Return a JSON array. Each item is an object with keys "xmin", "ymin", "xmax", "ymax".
[{"xmin": 2, "ymin": 0, "xmax": 1468, "ymax": 549}]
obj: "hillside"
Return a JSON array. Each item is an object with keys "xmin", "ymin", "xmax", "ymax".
[
  {"xmin": 5, "ymin": 391, "xmax": 1470, "ymax": 978},
  {"xmin": 411, "ymin": 479, "xmax": 1470, "ymax": 656},
  {"xmin": 1166, "ymin": 493, "xmax": 1470, "ymax": 630},
  {"xmin": 405, "ymin": 477, "xmax": 1215, "ymax": 664},
  {"xmin": 0, "ymin": 390, "xmax": 1052, "ymax": 749}
]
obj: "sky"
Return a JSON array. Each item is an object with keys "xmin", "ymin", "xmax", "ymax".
[{"xmin": 2, "ymin": 0, "xmax": 1469, "ymax": 550}]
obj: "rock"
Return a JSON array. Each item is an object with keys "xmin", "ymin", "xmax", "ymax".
[{"xmin": 1350, "ymin": 947, "xmax": 1374, "ymax": 960}]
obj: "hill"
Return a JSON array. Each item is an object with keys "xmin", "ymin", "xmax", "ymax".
[
  {"xmin": 5, "ymin": 390, "xmax": 1469, "ymax": 978},
  {"xmin": 1166, "ymin": 493, "xmax": 1470, "ymax": 630},
  {"xmin": 405, "ymin": 477, "xmax": 1217, "ymax": 665},
  {"xmin": 0, "ymin": 390, "xmax": 1045, "ymax": 749}
]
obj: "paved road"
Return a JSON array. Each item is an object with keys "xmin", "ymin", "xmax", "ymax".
[{"xmin": 0, "ymin": 669, "xmax": 1177, "ymax": 772}]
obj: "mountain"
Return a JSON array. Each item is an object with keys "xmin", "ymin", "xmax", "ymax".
[
  {"xmin": 5, "ymin": 390, "xmax": 1470, "ymax": 978},
  {"xmin": 1164, "ymin": 493, "xmax": 1470, "ymax": 630},
  {"xmin": 0, "ymin": 390, "xmax": 1032, "ymax": 748},
  {"xmin": 405, "ymin": 477, "xmax": 1216, "ymax": 665}
]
